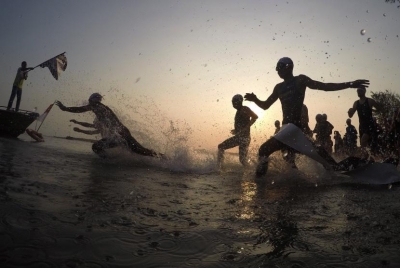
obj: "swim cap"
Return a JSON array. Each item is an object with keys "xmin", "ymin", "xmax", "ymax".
[
  {"xmin": 89, "ymin": 93, "xmax": 103, "ymax": 103},
  {"xmin": 277, "ymin": 57, "xmax": 293, "ymax": 66},
  {"xmin": 232, "ymin": 94, "xmax": 243, "ymax": 102}
]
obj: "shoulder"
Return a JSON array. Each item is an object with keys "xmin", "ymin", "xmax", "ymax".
[
  {"xmin": 297, "ymin": 74, "xmax": 311, "ymax": 83},
  {"xmin": 240, "ymin": 106, "xmax": 252, "ymax": 113},
  {"xmin": 273, "ymin": 82, "xmax": 285, "ymax": 92}
]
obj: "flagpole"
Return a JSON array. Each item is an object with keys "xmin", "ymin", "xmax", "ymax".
[
  {"xmin": 29, "ymin": 52, "xmax": 66, "ymax": 72},
  {"xmin": 36, "ymin": 101, "xmax": 56, "ymax": 132}
]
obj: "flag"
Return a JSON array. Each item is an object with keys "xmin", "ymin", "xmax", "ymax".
[
  {"xmin": 36, "ymin": 104, "xmax": 54, "ymax": 123},
  {"xmin": 39, "ymin": 54, "xmax": 67, "ymax": 80}
]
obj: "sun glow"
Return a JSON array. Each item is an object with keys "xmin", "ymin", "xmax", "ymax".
[{"xmin": 246, "ymin": 102, "xmax": 265, "ymax": 120}]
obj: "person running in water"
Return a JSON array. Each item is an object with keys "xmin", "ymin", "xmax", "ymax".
[
  {"xmin": 56, "ymin": 93, "xmax": 164, "ymax": 158},
  {"xmin": 218, "ymin": 94, "xmax": 258, "ymax": 167},
  {"xmin": 244, "ymin": 57, "xmax": 369, "ymax": 176},
  {"xmin": 347, "ymin": 87, "xmax": 380, "ymax": 159}
]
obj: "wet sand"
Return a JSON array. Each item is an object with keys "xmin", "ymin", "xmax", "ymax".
[{"xmin": 1, "ymin": 137, "xmax": 400, "ymax": 267}]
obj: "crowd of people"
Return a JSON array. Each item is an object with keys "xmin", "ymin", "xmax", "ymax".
[
  {"xmin": 217, "ymin": 57, "xmax": 400, "ymax": 176},
  {"xmin": 7, "ymin": 57, "xmax": 400, "ymax": 176}
]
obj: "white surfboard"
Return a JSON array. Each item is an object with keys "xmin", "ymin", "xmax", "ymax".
[
  {"xmin": 274, "ymin": 123, "xmax": 400, "ymax": 184},
  {"xmin": 274, "ymin": 123, "xmax": 331, "ymax": 167}
]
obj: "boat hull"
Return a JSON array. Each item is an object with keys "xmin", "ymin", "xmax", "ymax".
[{"xmin": 0, "ymin": 107, "xmax": 39, "ymax": 138}]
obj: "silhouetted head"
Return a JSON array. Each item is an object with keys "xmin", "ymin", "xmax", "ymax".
[
  {"xmin": 89, "ymin": 93, "xmax": 103, "ymax": 104},
  {"xmin": 357, "ymin": 87, "xmax": 366, "ymax": 98},
  {"xmin": 322, "ymin": 114, "xmax": 327, "ymax": 121},
  {"xmin": 346, "ymin": 118, "xmax": 351, "ymax": 125},
  {"xmin": 276, "ymin": 57, "xmax": 294, "ymax": 78},
  {"xmin": 316, "ymin": 114, "xmax": 323, "ymax": 123},
  {"xmin": 274, "ymin": 120, "xmax": 280, "ymax": 127},
  {"xmin": 232, "ymin": 94, "xmax": 243, "ymax": 109},
  {"xmin": 21, "ymin": 61, "xmax": 27, "ymax": 68}
]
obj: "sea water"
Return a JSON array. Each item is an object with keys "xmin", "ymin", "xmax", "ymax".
[{"xmin": 1, "ymin": 135, "xmax": 400, "ymax": 267}]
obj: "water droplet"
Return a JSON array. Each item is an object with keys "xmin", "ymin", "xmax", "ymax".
[
  {"xmin": 360, "ymin": 29, "xmax": 366, "ymax": 35},
  {"xmin": 315, "ymin": 183, "xmax": 318, "ymax": 187},
  {"xmin": 271, "ymin": 180, "xmax": 275, "ymax": 185},
  {"xmin": 216, "ymin": 99, "xmax": 219, "ymax": 102},
  {"xmin": 367, "ymin": 38, "xmax": 372, "ymax": 42},
  {"xmin": 388, "ymin": 184, "xmax": 392, "ymax": 190},
  {"xmin": 383, "ymin": 13, "xmax": 386, "ymax": 17}
]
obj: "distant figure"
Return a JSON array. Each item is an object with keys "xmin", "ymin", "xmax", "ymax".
[
  {"xmin": 244, "ymin": 56, "xmax": 369, "ymax": 176},
  {"xmin": 301, "ymin": 104, "xmax": 312, "ymax": 137},
  {"xmin": 313, "ymin": 113, "xmax": 333, "ymax": 153},
  {"xmin": 348, "ymin": 87, "xmax": 380, "ymax": 158},
  {"xmin": 344, "ymin": 118, "xmax": 358, "ymax": 155},
  {"xmin": 274, "ymin": 120, "xmax": 281, "ymax": 134},
  {"xmin": 218, "ymin": 94, "xmax": 258, "ymax": 167},
  {"xmin": 56, "ymin": 93, "xmax": 164, "ymax": 158},
  {"xmin": 321, "ymin": 114, "xmax": 334, "ymax": 153},
  {"xmin": 7, "ymin": 61, "xmax": 34, "ymax": 112},
  {"xmin": 333, "ymin": 131, "xmax": 344, "ymax": 154},
  {"xmin": 25, "ymin": 128, "xmax": 44, "ymax": 142}
]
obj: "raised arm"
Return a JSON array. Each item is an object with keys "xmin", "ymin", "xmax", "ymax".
[
  {"xmin": 55, "ymin": 101, "xmax": 91, "ymax": 113},
  {"xmin": 244, "ymin": 87, "xmax": 279, "ymax": 110},
  {"xmin": 301, "ymin": 75, "xmax": 370, "ymax": 92}
]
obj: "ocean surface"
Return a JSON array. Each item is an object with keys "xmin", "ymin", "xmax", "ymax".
[{"xmin": 1, "ymin": 135, "xmax": 400, "ymax": 268}]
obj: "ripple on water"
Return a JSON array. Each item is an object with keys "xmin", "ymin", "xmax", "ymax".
[
  {"xmin": 90, "ymin": 235, "xmax": 149, "ymax": 266},
  {"xmin": 1, "ymin": 246, "xmax": 47, "ymax": 265},
  {"xmin": 47, "ymin": 237, "xmax": 85, "ymax": 259},
  {"xmin": 0, "ymin": 233, "xmax": 14, "ymax": 251},
  {"xmin": 63, "ymin": 259, "xmax": 106, "ymax": 268},
  {"xmin": 2, "ymin": 212, "xmax": 50, "ymax": 230}
]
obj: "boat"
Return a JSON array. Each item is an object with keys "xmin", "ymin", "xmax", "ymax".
[{"xmin": 0, "ymin": 106, "xmax": 39, "ymax": 138}]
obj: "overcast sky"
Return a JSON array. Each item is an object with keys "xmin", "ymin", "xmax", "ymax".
[{"xmin": 1, "ymin": 0, "xmax": 399, "ymax": 150}]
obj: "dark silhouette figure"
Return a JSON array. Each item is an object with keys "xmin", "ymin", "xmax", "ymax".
[{"xmin": 7, "ymin": 61, "xmax": 34, "ymax": 111}]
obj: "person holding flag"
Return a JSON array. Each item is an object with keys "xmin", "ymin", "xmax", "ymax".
[{"xmin": 7, "ymin": 61, "xmax": 34, "ymax": 112}]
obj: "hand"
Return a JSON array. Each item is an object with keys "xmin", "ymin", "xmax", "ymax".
[
  {"xmin": 349, "ymin": 79, "xmax": 370, "ymax": 89},
  {"xmin": 70, "ymin": 119, "xmax": 77, "ymax": 123},
  {"xmin": 55, "ymin": 101, "xmax": 66, "ymax": 111},
  {"xmin": 244, "ymin": 92, "xmax": 257, "ymax": 102}
]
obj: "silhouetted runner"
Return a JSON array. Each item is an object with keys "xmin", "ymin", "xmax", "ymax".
[
  {"xmin": 217, "ymin": 94, "xmax": 258, "ymax": 167},
  {"xmin": 244, "ymin": 57, "xmax": 369, "ymax": 177}
]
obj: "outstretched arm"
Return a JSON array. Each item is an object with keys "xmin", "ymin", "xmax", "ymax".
[
  {"xmin": 244, "ymin": 87, "xmax": 279, "ymax": 110},
  {"xmin": 55, "ymin": 101, "xmax": 91, "ymax": 113},
  {"xmin": 73, "ymin": 127, "xmax": 100, "ymax": 135},
  {"xmin": 302, "ymin": 75, "xmax": 370, "ymax": 91},
  {"xmin": 70, "ymin": 119, "xmax": 95, "ymax": 128}
]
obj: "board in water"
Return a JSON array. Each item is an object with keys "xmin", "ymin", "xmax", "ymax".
[{"xmin": 274, "ymin": 123, "xmax": 400, "ymax": 185}]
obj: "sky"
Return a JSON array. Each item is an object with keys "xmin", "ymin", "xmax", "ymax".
[{"xmin": 1, "ymin": 0, "xmax": 399, "ymax": 152}]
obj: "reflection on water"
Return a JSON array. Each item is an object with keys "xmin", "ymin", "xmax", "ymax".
[{"xmin": 1, "ymin": 137, "xmax": 400, "ymax": 267}]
